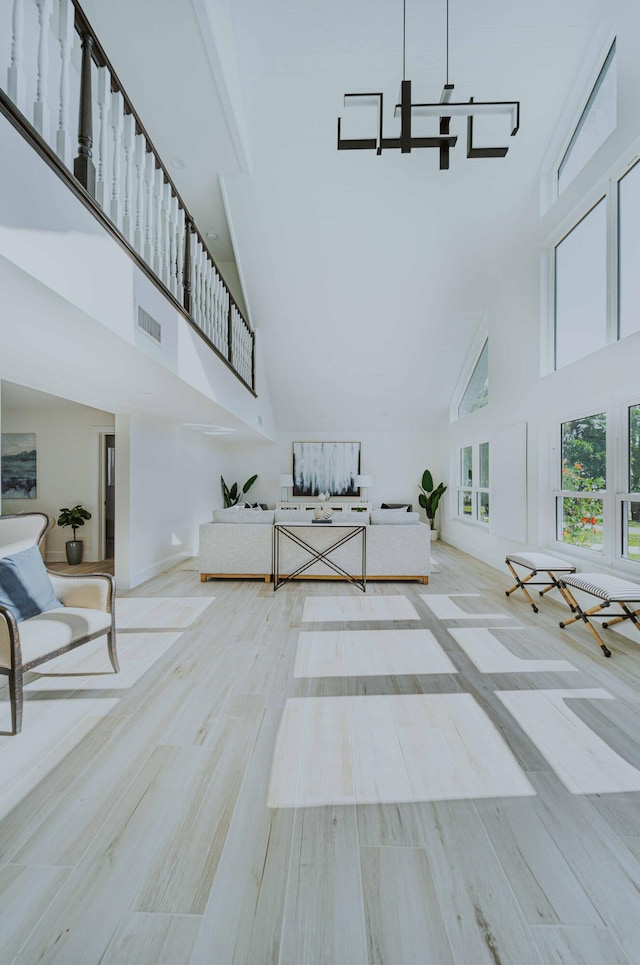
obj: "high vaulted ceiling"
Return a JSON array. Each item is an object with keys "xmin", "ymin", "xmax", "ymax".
[{"xmin": 82, "ymin": 0, "xmax": 612, "ymax": 431}]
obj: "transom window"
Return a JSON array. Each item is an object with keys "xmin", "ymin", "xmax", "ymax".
[
  {"xmin": 558, "ymin": 40, "xmax": 617, "ymax": 195},
  {"xmin": 458, "ymin": 341, "xmax": 488, "ymax": 419}
]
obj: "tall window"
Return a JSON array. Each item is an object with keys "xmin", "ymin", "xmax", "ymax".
[
  {"xmin": 558, "ymin": 41, "xmax": 617, "ymax": 195},
  {"xmin": 458, "ymin": 442, "xmax": 489, "ymax": 524},
  {"xmin": 554, "ymin": 200, "xmax": 607, "ymax": 369},
  {"xmin": 557, "ymin": 413, "xmax": 606, "ymax": 551},
  {"xmin": 458, "ymin": 341, "xmax": 488, "ymax": 418},
  {"xmin": 618, "ymin": 160, "xmax": 640, "ymax": 339},
  {"xmin": 622, "ymin": 405, "xmax": 640, "ymax": 563}
]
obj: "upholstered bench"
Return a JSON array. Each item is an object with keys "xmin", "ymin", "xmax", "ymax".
[
  {"xmin": 557, "ymin": 572, "xmax": 640, "ymax": 657},
  {"xmin": 505, "ymin": 553, "xmax": 576, "ymax": 612}
]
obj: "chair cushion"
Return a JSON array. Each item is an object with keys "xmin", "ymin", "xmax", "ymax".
[
  {"xmin": 506, "ymin": 553, "xmax": 576, "ymax": 572},
  {"xmin": 0, "ymin": 545, "xmax": 62, "ymax": 622},
  {"xmin": 15, "ymin": 607, "xmax": 112, "ymax": 667},
  {"xmin": 371, "ymin": 510, "xmax": 420, "ymax": 525},
  {"xmin": 560, "ymin": 573, "xmax": 640, "ymax": 603}
]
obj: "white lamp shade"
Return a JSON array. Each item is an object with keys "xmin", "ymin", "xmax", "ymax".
[
  {"xmin": 356, "ymin": 474, "xmax": 373, "ymax": 487},
  {"xmin": 278, "ymin": 474, "xmax": 294, "ymax": 486}
]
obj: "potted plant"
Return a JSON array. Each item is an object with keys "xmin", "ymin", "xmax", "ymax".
[
  {"xmin": 418, "ymin": 470, "xmax": 447, "ymax": 540},
  {"xmin": 57, "ymin": 504, "xmax": 92, "ymax": 564},
  {"xmin": 221, "ymin": 475, "xmax": 258, "ymax": 507}
]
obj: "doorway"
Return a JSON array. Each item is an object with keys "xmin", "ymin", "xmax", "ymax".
[{"xmin": 104, "ymin": 433, "xmax": 115, "ymax": 560}]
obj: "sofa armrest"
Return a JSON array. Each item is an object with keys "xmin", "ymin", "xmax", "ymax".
[{"xmin": 47, "ymin": 572, "xmax": 114, "ymax": 612}]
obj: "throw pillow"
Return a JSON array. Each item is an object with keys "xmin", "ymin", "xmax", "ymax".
[
  {"xmin": 381, "ymin": 503, "xmax": 413, "ymax": 512},
  {"xmin": 0, "ymin": 545, "xmax": 63, "ymax": 622}
]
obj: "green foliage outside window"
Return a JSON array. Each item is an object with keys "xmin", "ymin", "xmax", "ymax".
[{"xmin": 560, "ymin": 413, "xmax": 606, "ymax": 549}]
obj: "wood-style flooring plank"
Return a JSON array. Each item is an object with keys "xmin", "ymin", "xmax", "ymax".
[
  {"xmin": 101, "ymin": 912, "xmax": 201, "ymax": 965},
  {"xmin": 360, "ymin": 845, "xmax": 455, "ymax": 964},
  {"xmin": 278, "ymin": 805, "xmax": 368, "ymax": 965}
]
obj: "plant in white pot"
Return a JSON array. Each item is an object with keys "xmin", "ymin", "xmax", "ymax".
[
  {"xmin": 418, "ymin": 470, "xmax": 447, "ymax": 540},
  {"xmin": 57, "ymin": 504, "xmax": 92, "ymax": 564}
]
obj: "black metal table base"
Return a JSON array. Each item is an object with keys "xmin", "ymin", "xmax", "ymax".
[{"xmin": 273, "ymin": 523, "xmax": 367, "ymax": 592}]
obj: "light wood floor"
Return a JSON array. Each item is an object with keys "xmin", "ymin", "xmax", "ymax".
[
  {"xmin": 3, "ymin": 545, "xmax": 640, "ymax": 962},
  {"xmin": 47, "ymin": 558, "xmax": 114, "ymax": 576}
]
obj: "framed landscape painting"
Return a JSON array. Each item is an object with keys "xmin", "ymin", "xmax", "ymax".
[
  {"xmin": 293, "ymin": 441, "xmax": 361, "ymax": 497},
  {"xmin": 1, "ymin": 433, "xmax": 37, "ymax": 499}
]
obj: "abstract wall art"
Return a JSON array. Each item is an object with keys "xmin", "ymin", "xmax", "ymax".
[{"xmin": 292, "ymin": 442, "xmax": 361, "ymax": 497}]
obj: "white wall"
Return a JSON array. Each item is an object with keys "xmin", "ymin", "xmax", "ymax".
[
  {"xmin": 116, "ymin": 412, "xmax": 231, "ymax": 589},
  {"xmin": 224, "ymin": 427, "xmax": 444, "ymax": 519},
  {"xmin": 0, "ymin": 112, "xmax": 276, "ymax": 442},
  {"xmin": 0, "ymin": 385, "xmax": 114, "ymax": 561},
  {"xmin": 440, "ymin": 0, "xmax": 640, "ymax": 579}
]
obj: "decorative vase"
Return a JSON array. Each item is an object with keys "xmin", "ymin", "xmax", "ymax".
[
  {"xmin": 429, "ymin": 529, "xmax": 439, "ymax": 542},
  {"xmin": 65, "ymin": 540, "xmax": 84, "ymax": 565}
]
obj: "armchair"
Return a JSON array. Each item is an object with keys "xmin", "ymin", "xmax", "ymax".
[{"xmin": 0, "ymin": 513, "xmax": 118, "ymax": 734}]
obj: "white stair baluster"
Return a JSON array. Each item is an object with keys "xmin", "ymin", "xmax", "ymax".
[
  {"xmin": 168, "ymin": 194, "xmax": 179, "ymax": 296},
  {"xmin": 56, "ymin": 0, "xmax": 75, "ymax": 165},
  {"xmin": 110, "ymin": 89, "xmax": 124, "ymax": 229},
  {"xmin": 214, "ymin": 273, "xmax": 222, "ymax": 348},
  {"xmin": 144, "ymin": 151, "xmax": 155, "ymax": 266},
  {"xmin": 122, "ymin": 111, "xmax": 136, "ymax": 242},
  {"xmin": 33, "ymin": 0, "xmax": 53, "ymax": 140},
  {"xmin": 203, "ymin": 257, "xmax": 211, "ymax": 338},
  {"xmin": 152, "ymin": 166, "xmax": 164, "ymax": 277},
  {"xmin": 7, "ymin": 0, "xmax": 25, "ymax": 111},
  {"xmin": 191, "ymin": 236, "xmax": 200, "ymax": 325},
  {"xmin": 176, "ymin": 207, "xmax": 186, "ymax": 301},
  {"xmin": 162, "ymin": 180, "xmax": 172, "ymax": 286},
  {"xmin": 95, "ymin": 66, "xmax": 110, "ymax": 210},
  {"xmin": 133, "ymin": 134, "xmax": 146, "ymax": 253}
]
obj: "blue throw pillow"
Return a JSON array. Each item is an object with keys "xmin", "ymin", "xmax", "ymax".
[{"xmin": 0, "ymin": 545, "xmax": 63, "ymax": 622}]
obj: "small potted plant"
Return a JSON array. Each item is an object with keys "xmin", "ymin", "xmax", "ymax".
[{"xmin": 57, "ymin": 504, "xmax": 92, "ymax": 564}]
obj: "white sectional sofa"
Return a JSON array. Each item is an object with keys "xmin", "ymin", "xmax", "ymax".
[{"xmin": 199, "ymin": 508, "xmax": 430, "ymax": 584}]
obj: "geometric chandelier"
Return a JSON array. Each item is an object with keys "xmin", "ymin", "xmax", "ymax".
[{"xmin": 337, "ymin": 0, "xmax": 520, "ymax": 169}]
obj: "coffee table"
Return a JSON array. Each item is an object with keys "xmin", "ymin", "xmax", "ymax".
[{"xmin": 272, "ymin": 521, "xmax": 367, "ymax": 592}]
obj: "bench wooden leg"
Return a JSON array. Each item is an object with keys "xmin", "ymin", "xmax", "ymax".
[
  {"xmin": 558, "ymin": 586, "xmax": 612, "ymax": 657},
  {"xmin": 505, "ymin": 561, "xmax": 539, "ymax": 612}
]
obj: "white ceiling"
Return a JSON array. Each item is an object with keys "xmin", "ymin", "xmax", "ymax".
[{"xmin": 82, "ymin": 0, "xmax": 613, "ymax": 431}]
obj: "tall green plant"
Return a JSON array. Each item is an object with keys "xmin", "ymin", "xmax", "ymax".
[
  {"xmin": 221, "ymin": 474, "xmax": 258, "ymax": 508},
  {"xmin": 418, "ymin": 470, "xmax": 447, "ymax": 530}
]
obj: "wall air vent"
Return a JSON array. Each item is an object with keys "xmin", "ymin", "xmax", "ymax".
[{"xmin": 137, "ymin": 306, "xmax": 162, "ymax": 344}]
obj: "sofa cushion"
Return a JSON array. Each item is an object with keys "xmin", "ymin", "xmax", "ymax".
[
  {"xmin": 370, "ymin": 510, "xmax": 420, "ymax": 525},
  {"xmin": 213, "ymin": 509, "xmax": 275, "ymax": 524},
  {"xmin": 381, "ymin": 503, "xmax": 413, "ymax": 512},
  {"xmin": 9, "ymin": 606, "xmax": 112, "ymax": 667},
  {"xmin": 0, "ymin": 545, "xmax": 62, "ymax": 622},
  {"xmin": 329, "ymin": 512, "xmax": 369, "ymax": 524}
]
